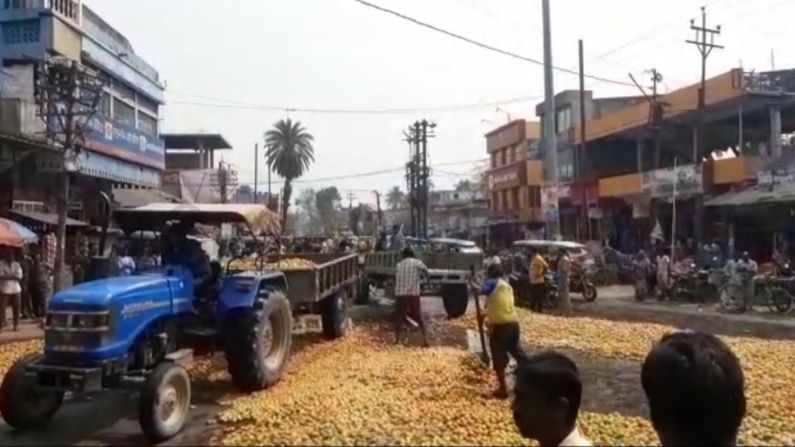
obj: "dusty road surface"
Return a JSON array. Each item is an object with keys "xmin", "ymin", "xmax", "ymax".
[{"xmin": 0, "ymin": 293, "xmax": 792, "ymax": 446}]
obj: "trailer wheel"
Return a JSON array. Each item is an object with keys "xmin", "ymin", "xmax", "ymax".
[
  {"xmin": 138, "ymin": 362, "xmax": 191, "ymax": 442},
  {"xmin": 441, "ymin": 284, "xmax": 469, "ymax": 319},
  {"xmin": 0, "ymin": 355, "xmax": 64, "ymax": 430},
  {"xmin": 321, "ymin": 290, "xmax": 349, "ymax": 340},
  {"xmin": 355, "ymin": 277, "xmax": 370, "ymax": 304},
  {"xmin": 224, "ymin": 291, "xmax": 293, "ymax": 392}
]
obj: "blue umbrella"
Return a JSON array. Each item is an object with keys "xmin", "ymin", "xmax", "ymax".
[{"xmin": 0, "ymin": 218, "xmax": 39, "ymax": 244}]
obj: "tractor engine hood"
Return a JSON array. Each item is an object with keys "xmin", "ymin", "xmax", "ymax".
[{"xmin": 50, "ymin": 275, "xmax": 175, "ymax": 311}]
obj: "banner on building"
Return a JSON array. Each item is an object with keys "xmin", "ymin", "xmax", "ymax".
[
  {"xmin": 540, "ymin": 185, "xmax": 560, "ymax": 224},
  {"xmin": 642, "ymin": 164, "xmax": 703, "ymax": 198},
  {"xmin": 84, "ymin": 115, "xmax": 166, "ymax": 170}
]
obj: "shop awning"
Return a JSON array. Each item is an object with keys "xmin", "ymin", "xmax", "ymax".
[
  {"xmin": 9, "ymin": 210, "xmax": 89, "ymax": 228},
  {"xmin": 112, "ymin": 188, "xmax": 183, "ymax": 209},
  {"xmin": 705, "ymin": 182, "xmax": 795, "ymax": 207}
]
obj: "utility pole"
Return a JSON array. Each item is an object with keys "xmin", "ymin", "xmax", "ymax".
[
  {"xmin": 34, "ymin": 57, "xmax": 105, "ymax": 293},
  {"xmin": 374, "ymin": 190, "xmax": 383, "ymax": 236},
  {"xmin": 254, "ymin": 143, "xmax": 259, "ymax": 203},
  {"xmin": 542, "ymin": 0, "xmax": 559, "ymax": 239},
  {"xmin": 578, "ymin": 39, "xmax": 587, "ymax": 240},
  {"xmin": 218, "ymin": 161, "xmax": 228, "ymax": 204},
  {"xmin": 686, "ymin": 5, "xmax": 722, "ymax": 247}
]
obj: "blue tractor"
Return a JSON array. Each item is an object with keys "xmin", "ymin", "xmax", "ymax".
[{"xmin": 0, "ymin": 204, "xmax": 294, "ymax": 442}]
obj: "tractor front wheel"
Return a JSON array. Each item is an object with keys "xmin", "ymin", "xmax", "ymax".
[
  {"xmin": 0, "ymin": 355, "xmax": 64, "ymax": 430},
  {"xmin": 138, "ymin": 362, "xmax": 191, "ymax": 442},
  {"xmin": 224, "ymin": 291, "xmax": 293, "ymax": 392}
]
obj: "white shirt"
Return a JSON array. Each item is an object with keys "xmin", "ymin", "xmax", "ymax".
[
  {"xmin": 0, "ymin": 260, "xmax": 23, "ymax": 295},
  {"xmin": 559, "ymin": 427, "xmax": 592, "ymax": 447},
  {"xmin": 394, "ymin": 257, "xmax": 428, "ymax": 296}
]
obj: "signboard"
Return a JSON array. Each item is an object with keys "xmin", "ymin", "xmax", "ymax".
[
  {"xmin": 490, "ymin": 164, "xmax": 525, "ymax": 190},
  {"xmin": 540, "ymin": 185, "xmax": 560, "ymax": 224},
  {"xmin": 642, "ymin": 164, "xmax": 703, "ymax": 198},
  {"xmin": 84, "ymin": 115, "xmax": 165, "ymax": 170},
  {"xmin": 486, "ymin": 120, "xmax": 525, "ymax": 152}
]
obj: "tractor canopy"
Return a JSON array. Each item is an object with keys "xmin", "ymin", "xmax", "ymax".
[{"xmin": 113, "ymin": 203, "xmax": 281, "ymax": 237}]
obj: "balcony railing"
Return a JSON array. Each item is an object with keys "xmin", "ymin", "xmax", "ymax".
[
  {"xmin": 2, "ymin": 0, "xmax": 80, "ymax": 23},
  {"xmin": 744, "ymin": 70, "xmax": 795, "ymax": 95}
]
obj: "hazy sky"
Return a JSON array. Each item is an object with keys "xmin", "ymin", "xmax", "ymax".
[{"xmin": 85, "ymin": 0, "xmax": 795, "ymax": 205}]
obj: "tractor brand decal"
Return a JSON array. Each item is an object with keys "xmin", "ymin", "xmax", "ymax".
[{"xmin": 121, "ymin": 300, "xmax": 171, "ymax": 317}]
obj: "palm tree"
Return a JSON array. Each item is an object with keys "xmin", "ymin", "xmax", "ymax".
[
  {"xmin": 265, "ymin": 119, "xmax": 315, "ymax": 231},
  {"xmin": 386, "ymin": 186, "xmax": 405, "ymax": 210}
]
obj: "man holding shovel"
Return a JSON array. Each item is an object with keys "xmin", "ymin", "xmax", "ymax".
[{"xmin": 472, "ymin": 263, "xmax": 526, "ymax": 399}]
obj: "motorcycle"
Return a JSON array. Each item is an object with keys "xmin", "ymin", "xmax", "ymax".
[
  {"xmin": 569, "ymin": 264, "xmax": 597, "ymax": 302},
  {"xmin": 670, "ymin": 262, "xmax": 719, "ymax": 303},
  {"xmin": 544, "ymin": 273, "xmax": 559, "ymax": 309}
]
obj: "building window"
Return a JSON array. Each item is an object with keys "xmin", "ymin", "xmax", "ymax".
[
  {"xmin": 556, "ymin": 107, "xmax": 572, "ymax": 134},
  {"xmin": 137, "ymin": 111, "xmax": 157, "ymax": 135},
  {"xmin": 492, "ymin": 192, "xmax": 499, "ymax": 211},
  {"xmin": 2, "ymin": 19, "xmax": 40, "ymax": 44},
  {"xmin": 511, "ymin": 188, "xmax": 519, "ymax": 211},
  {"xmin": 112, "ymin": 80, "xmax": 136, "ymax": 103},
  {"xmin": 491, "ymin": 152, "xmax": 498, "ymax": 169},
  {"xmin": 113, "ymin": 98, "xmax": 135, "ymax": 127},
  {"xmin": 501, "ymin": 148, "xmax": 507, "ymax": 166},
  {"xmin": 558, "ymin": 163, "xmax": 573, "ymax": 182},
  {"xmin": 137, "ymin": 94, "xmax": 159, "ymax": 116},
  {"xmin": 99, "ymin": 92, "xmax": 112, "ymax": 117}
]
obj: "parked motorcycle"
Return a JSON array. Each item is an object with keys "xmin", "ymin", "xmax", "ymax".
[
  {"xmin": 569, "ymin": 265, "xmax": 597, "ymax": 302},
  {"xmin": 670, "ymin": 262, "xmax": 720, "ymax": 303}
]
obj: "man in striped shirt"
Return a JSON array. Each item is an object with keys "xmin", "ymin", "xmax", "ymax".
[{"xmin": 394, "ymin": 247, "xmax": 429, "ymax": 346}]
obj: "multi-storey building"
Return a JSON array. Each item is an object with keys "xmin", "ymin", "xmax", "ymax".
[
  {"xmin": 484, "ymin": 119, "xmax": 543, "ymax": 246},
  {"xmin": 0, "ymin": 0, "xmax": 165, "ymax": 225}
]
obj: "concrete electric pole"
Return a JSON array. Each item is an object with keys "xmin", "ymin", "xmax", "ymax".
[
  {"xmin": 542, "ymin": 0, "xmax": 560, "ymax": 239},
  {"xmin": 686, "ymin": 5, "xmax": 722, "ymax": 247},
  {"xmin": 34, "ymin": 58, "xmax": 105, "ymax": 292}
]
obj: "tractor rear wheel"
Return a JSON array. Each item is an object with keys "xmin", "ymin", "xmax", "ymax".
[
  {"xmin": 138, "ymin": 362, "xmax": 191, "ymax": 442},
  {"xmin": 224, "ymin": 291, "xmax": 292, "ymax": 392},
  {"xmin": 441, "ymin": 284, "xmax": 469, "ymax": 319},
  {"xmin": 0, "ymin": 355, "xmax": 63, "ymax": 430}
]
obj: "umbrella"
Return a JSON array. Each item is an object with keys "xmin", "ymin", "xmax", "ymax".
[{"xmin": 0, "ymin": 218, "xmax": 39, "ymax": 247}]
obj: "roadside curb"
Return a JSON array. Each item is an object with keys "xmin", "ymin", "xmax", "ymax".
[{"xmin": 576, "ymin": 295, "xmax": 795, "ymax": 340}]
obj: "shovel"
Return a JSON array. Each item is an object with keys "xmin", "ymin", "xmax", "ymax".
[{"xmin": 468, "ymin": 265, "xmax": 491, "ymax": 367}]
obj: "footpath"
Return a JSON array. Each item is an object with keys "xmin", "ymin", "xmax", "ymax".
[{"xmin": 577, "ymin": 285, "xmax": 795, "ymax": 340}]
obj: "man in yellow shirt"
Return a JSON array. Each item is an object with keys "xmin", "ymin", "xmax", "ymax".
[
  {"xmin": 528, "ymin": 248, "xmax": 549, "ymax": 313},
  {"xmin": 472, "ymin": 263, "xmax": 526, "ymax": 399}
]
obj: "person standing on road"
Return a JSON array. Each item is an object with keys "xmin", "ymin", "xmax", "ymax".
[
  {"xmin": 642, "ymin": 331, "xmax": 746, "ymax": 446},
  {"xmin": 393, "ymin": 247, "xmax": 429, "ymax": 346},
  {"xmin": 512, "ymin": 351, "xmax": 592, "ymax": 446},
  {"xmin": 0, "ymin": 246, "xmax": 23, "ymax": 332},
  {"xmin": 528, "ymin": 248, "xmax": 549, "ymax": 313},
  {"xmin": 471, "ymin": 263, "xmax": 525, "ymax": 399},
  {"xmin": 655, "ymin": 248, "xmax": 672, "ymax": 301},
  {"xmin": 557, "ymin": 249, "xmax": 572, "ymax": 314},
  {"xmin": 735, "ymin": 252, "xmax": 758, "ymax": 312}
]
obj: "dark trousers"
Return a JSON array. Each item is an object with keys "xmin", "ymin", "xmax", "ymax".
[
  {"xmin": 528, "ymin": 283, "xmax": 546, "ymax": 313},
  {"xmin": 488, "ymin": 322, "xmax": 526, "ymax": 370},
  {"xmin": 0, "ymin": 293, "xmax": 21, "ymax": 330}
]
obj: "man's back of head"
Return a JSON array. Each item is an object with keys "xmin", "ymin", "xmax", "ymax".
[{"xmin": 642, "ymin": 331, "xmax": 746, "ymax": 446}]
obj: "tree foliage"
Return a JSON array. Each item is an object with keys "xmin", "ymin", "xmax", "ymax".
[{"xmin": 264, "ymin": 118, "xmax": 315, "ymax": 232}]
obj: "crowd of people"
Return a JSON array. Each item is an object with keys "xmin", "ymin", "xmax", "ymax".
[
  {"xmin": 0, "ymin": 234, "xmax": 58, "ymax": 331},
  {"xmin": 630, "ymin": 241, "xmax": 767, "ymax": 312},
  {"xmin": 393, "ymin": 245, "xmax": 748, "ymax": 446}
]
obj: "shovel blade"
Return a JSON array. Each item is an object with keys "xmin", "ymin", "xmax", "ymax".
[{"xmin": 466, "ymin": 329, "xmax": 491, "ymax": 367}]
